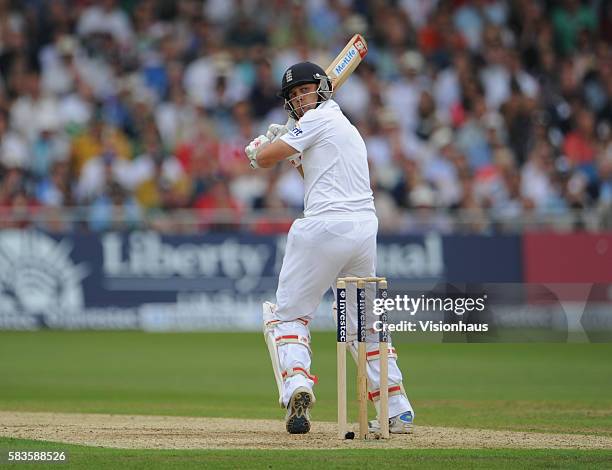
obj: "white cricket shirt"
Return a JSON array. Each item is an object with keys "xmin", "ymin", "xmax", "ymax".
[{"xmin": 280, "ymin": 99, "xmax": 375, "ymax": 219}]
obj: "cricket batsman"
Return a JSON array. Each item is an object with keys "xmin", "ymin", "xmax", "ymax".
[{"xmin": 245, "ymin": 62, "xmax": 415, "ymax": 434}]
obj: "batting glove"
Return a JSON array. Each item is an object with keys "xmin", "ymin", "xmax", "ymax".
[
  {"xmin": 285, "ymin": 117, "xmax": 297, "ymax": 130},
  {"xmin": 265, "ymin": 123, "xmax": 288, "ymax": 142},
  {"xmin": 245, "ymin": 135, "xmax": 270, "ymax": 169}
]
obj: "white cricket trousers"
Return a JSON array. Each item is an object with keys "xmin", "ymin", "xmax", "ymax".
[{"xmin": 271, "ymin": 214, "xmax": 414, "ymax": 419}]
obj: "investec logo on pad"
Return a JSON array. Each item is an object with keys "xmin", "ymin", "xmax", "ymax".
[{"xmin": 334, "ymin": 47, "xmax": 357, "ymax": 75}]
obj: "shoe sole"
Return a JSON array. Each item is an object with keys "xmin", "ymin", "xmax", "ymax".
[{"xmin": 286, "ymin": 390, "xmax": 313, "ymax": 434}]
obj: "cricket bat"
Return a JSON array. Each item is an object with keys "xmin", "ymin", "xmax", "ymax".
[
  {"xmin": 325, "ymin": 33, "xmax": 369, "ymax": 91},
  {"xmin": 292, "ymin": 34, "xmax": 369, "ymax": 177}
]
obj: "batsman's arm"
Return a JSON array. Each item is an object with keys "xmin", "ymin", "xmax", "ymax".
[
  {"xmin": 284, "ymin": 118, "xmax": 305, "ymax": 178},
  {"xmin": 256, "ymin": 140, "xmax": 299, "ymax": 169}
]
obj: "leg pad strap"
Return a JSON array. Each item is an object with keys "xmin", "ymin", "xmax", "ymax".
[
  {"xmin": 368, "ymin": 383, "xmax": 404, "ymax": 402},
  {"xmin": 275, "ymin": 334, "xmax": 312, "ymax": 354},
  {"xmin": 282, "ymin": 366, "xmax": 318, "ymax": 384},
  {"xmin": 366, "ymin": 347, "xmax": 397, "ymax": 361}
]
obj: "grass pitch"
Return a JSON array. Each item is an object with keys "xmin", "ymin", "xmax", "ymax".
[
  {"xmin": 1, "ymin": 437, "xmax": 612, "ymax": 469},
  {"xmin": 0, "ymin": 331, "xmax": 611, "ymax": 468}
]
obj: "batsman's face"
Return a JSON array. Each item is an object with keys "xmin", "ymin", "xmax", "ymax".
[{"xmin": 288, "ymin": 83, "xmax": 319, "ymax": 118}]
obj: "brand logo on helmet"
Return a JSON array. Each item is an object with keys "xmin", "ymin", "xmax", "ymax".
[{"xmin": 286, "ymin": 69, "xmax": 293, "ymax": 82}]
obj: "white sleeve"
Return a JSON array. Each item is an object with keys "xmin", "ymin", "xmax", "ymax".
[{"xmin": 279, "ymin": 110, "xmax": 327, "ymax": 154}]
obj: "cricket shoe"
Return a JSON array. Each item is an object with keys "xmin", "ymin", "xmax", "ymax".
[
  {"xmin": 368, "ymin": 411, "xmax": 414, "ymax": 434},
  {"xmin": 285, "ymin": 387, "xmax": 315, "ymax": 434}
]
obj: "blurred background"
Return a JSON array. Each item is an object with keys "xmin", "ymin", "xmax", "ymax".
[
  {"xmin": 0, "ymin": 0, "xmax": 610, "ymax": 333},
  {"xmin": 0, "ymin": 0, "xmax": 611, "ymax": 234}
]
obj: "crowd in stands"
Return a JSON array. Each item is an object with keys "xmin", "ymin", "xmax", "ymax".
[{"xmin": 0, "ymin": 0, "xmax": 611, "ymax": 233}]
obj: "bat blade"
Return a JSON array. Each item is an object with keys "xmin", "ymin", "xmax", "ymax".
[{"xmin": 325, "ymin": 34, "xmax": 368, "ymax": 91}]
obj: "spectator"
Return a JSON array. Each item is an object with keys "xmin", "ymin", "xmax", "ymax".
[
  {"xmin": 383, "ymin": 50, "xmax": 427, "ymax": 135},
  {"xmin": 194, "ymin": 178, "xmax": 242, "ymax": 231},
  {"xmin": 0, "ymin": 108, "xmax": 28, "ymax": 169},
  {"xmin": 422, "ymin": 127, "xmax": 461, "ymax": 207},
  {"xmin": 36, "ymin": 160, "xmax": 73, "ymax": 207},
  {"xmin": 455, "ymin": 95, "xmax": 492, "ymax": 170},
  {"xmin": 76, "ymin": 149, "xmax": 131, "ymax": 204},
  {"xmin": 132, "ymin": 135, "xmax": 191, "ymax": 212},
  {"xmin": 521, "ymin": 142, "xmax": 564, "ymax": 211},
  {"xmin": 598, "ymin": 153, "xmax": 612, "ymax": 210},
  {"xmin": 30, "ymin": 111, "xmax": 70, "ymax": 181},
  {"xmin": 249, "ymin": 59, "xmax": 282, "ymax": 120},
  {"xmin": 77, "ymin": 0, "xmax": 134, "ymax": 47},
  {"xmin": 400, "ymin": 184, "xmax": 452, "ymax": 234},
  {"xmin": 10, "ymin": 71, "xmax": 60, "ymax": 144},
  {"xmin": 89, "ymin": 181, "xmax": 141, "ymax": 232},
  {"xmin": 563, "ymin": 107, "xmax": 597, "ymax": 166},
  {"xmin": 552, "ymin": 0, "xmax": 597, "ymax": 55},
  {"xmin": 0, "ymin": 0, "xmax": 609, "ymax": 233},
  {"xmin": 71, "ymin": 115, "xmax": 131, "ymax": 175}
]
